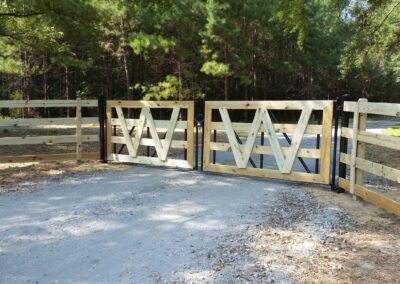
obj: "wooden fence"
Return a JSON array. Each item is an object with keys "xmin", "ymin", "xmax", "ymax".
[
  {"xmin": 106, "ymin": 100, "xmax": 194, "ymax": 169},
  {"xmin": 202, "ymin": 100, "xmax": 334, "ymax": 184},
  {"xmin": 339, "ymin": 99, "xmax": 400, "ymax": 216},
  {"xmin": 0, "ymin": 99, "xmax": 99, "ymax": 163}
]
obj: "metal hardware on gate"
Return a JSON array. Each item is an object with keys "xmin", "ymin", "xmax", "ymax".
[
  {"xmin": 195, "ymin": 99, "xmax": 205, "ymax": 171},
  {"xmin": 331, "ymin": 94, "xmax": 350, "ymax": 192},
  {"xmin": 98, "ymin": 95, "xmax": 107, "ymax": 163}
]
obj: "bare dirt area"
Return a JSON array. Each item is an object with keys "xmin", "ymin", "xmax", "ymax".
[
  {"xmin": 0, "ymin": 166, "xmax": 399, "ymax": 284},
  {"xmin": 0, "ymin": 161, "xmax": 130, "ymax": 194}
]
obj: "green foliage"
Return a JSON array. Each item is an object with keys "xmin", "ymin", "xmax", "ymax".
[
  {"xmin": 0, "ymin": 40, "xmax": 23, "ymax": 74},
  {"xmin": 134, "ymin": 75, "xmax": 179, "ymax": 100},
  {"xmin": 200, "ymin": 60, "xmax": 231, "ymax": 77},
  {"xmin": 0, "ymin": 0, "xmax": 399, "ymax": 103},
  {"xmin": 129, "ymin": 32, "xmax": 176, "ymax": 57}
]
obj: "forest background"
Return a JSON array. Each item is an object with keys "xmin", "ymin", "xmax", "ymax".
[{"xmin": 0, "ymin": 0, "xmax": 399, "ymax": 106}]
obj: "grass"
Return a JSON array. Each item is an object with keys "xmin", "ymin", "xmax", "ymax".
[{"xmin": 383, "ymin": 124, "xmax": 400, "ymax": 136}]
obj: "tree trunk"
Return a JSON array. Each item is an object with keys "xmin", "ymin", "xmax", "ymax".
[
  {"xmin": 43, "ymin": 56, "xmax": 48, "ymax": 117},
  {"xmin": 120, "ymin": 16, "xmax": 132, "ymax": 101},
  {"xmin": 65, "ymin": 67, "xmax": 69, "ymax": 118},
  {"xmin": 177, "ymin": 60, "xmax": 182, "ymax": 100}
]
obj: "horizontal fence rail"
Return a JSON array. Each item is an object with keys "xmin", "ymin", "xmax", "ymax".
[
  {"xmin": 338, "ymin": 99, "xmax": 400, "ymax": 216},
  {"xmin": 0, "ymin": 99, "xmax": 99, "ymax": 163},
  {"xmin": 202, "ymin": 100, "xmax": 334, "ymax": 184},
  {"xmin": 106, "ymin": 100, "xmax": 194, "ymax": 169}
]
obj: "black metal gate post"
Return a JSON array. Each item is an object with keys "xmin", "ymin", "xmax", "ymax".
[
  {"xmin": 337, "ymin": 94, "xmax": 350, "ymax": 192},
  {"xmin": 98, "ymin": 95, "xmax": 107, "ymax": 163},
  {"xmin": 195, "ymin": 99, "xmax": 205, "ymax": 171},
  {"xmin": 331, "ymin": 94, "xmax": 349, "ymax": 192}
]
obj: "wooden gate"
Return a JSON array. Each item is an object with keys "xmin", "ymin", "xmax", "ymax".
[
  {"xmin": 202, "ymin": 101, "xmax": 333, "ymax": 184},
  {"xmin": 106, "ymin": 100, "xmax": 194, "ymax": 169}
]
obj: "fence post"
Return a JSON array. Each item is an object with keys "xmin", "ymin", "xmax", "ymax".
[
  {"xmin": 76, "ymin": 97, "xmax": 82, "ymax": 162},
  {"xmin": 349, "ymin": 98, "xmax": 368, "ymax": 196},
  {"xmin": 355, "ymin": 99, "xmax": 368, "ymax": 195},
  {"xmin": 98, "ymin": 95, "xmax": 107, "ymax": 163}
]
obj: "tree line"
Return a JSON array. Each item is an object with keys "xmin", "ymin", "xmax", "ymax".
[{"xmin": 0, "ymin": 0, "xmax": 399, "ymax": 106}]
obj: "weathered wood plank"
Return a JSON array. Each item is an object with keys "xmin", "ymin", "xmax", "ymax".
[
  {"xmin": 111, "ymin": 118, "xmax": 187, "ymax": 130},
  {"xmin": 340, "ymin": 127, "xmax": 352, "ymax": 139},
  {"xmin": 204, "ymin": 163, "xmax": 325, "ymax": 184},
  {"xmin": 359, "ymin": 102, "xmax": 400, "ymax": 117},
  {"xmin": 356, "ymin": 157, "xmax": 400, "ymax": 183},
  {"xmin": 186, "ymin": 102, "xmax": 195, "ymax": 168},
  {"xmin": 143, "ymin": 107, "xmax": 167, "ymax": 160},
  {"xmin": 344, "ymin": 101, "xmax": 400, "ymax": 117},
  {"xmin": 76, "ymin": 98, "xmax": 83, "ymax": 161},
  {"xmin": 0, "ymin": 135, "xmax": 98, "ymax": 146},
  {"xmin": 356, "ymin": 111, "xmax": 368, "ymax": 189},
  {"xmin": 209, "ymin": 142, "xmax": 320, "ymax": 159},
  {"xmin": 349, "ymin": 100, "xmax": 361, "ymax": 194},
  {"xmin": 115, "ymin": 106, "xmax": 135, "ymax": 155},
  {"xmin": 106, "ymin": 103, "xmax": 113, "ymax": 158},
  {"xmin": 210, "ymin": 122, "xmax": 322, "ymax": 135},
  {"xmin": 339, "ymin": 177, "xmax": 400, "ymax": 216},
  {"xmin": 281, "ymin": 107, "xmax": 312, "ymax": 173},
  {"xmin": 358, "ymin": 131, "xmax": 400, "ymax": 150},
  {"xmin": 0, "ymin": 117, "xmax": 99, "ymax": 127},
  {"xmin": 219, "ymin": 107, "xmax": 246, "ymax": 168},
  {"xmin": 202, "ymin": 102, "xmax": 212, "ymax": 168},
  {"xmin": 159, "ymin": 107, "xmax": 180, "ymax": 161},
  {"xmin": 320, "ymin": 102, "xmax": 334, "ymax": 183},
  {"xmin": 107, "ymin": 100, "xmax": 191, "ymax": 108},
  {"xmin": 213, "ymin": 122, "xmax": 322, "ymax": 135},
  {"xmin": 112, "ymin": 136, "xmax": 187, "ymax": 149},
  {"xmin": 206, "ymin": 100, "xmax": 332, "ymax": 110},
  {"xmin": 262, "ymin": 110, "xmax": 285, "ymax": 170},
  {"xmin": 240, "ymin": 109, "xmax": 263, "ymax": 167}
]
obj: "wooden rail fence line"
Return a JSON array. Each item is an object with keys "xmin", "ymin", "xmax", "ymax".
[
  {"xmin": 338, "ymin": 99, "xmax": 400, "ymax": 216},
  {"xmin": 0, "ymin": 99, "xmax": 99, "ymax": 163}
]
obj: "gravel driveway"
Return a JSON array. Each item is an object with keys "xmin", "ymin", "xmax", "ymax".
[{"xmin": 0, "ymin": 166, "xmax": 356, "ymax": 283}]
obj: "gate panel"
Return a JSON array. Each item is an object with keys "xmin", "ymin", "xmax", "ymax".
[
  {"xmin": 202, "ymin": 101, "xmax": 333, "ymax": 184},
  {"xmin": 106, "ymin": 101, "xmax": 194, "ymax": 169}
]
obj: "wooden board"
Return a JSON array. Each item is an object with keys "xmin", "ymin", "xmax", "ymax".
[
  {"xmin": 0, "ymin": 135, "xmax": 98, "ymax": 146},
  {"xmin": 210, "ymin": 122, "xmax": 322, "ymax": 135},
  {"xmin": 209, "ymin": 143, "xmax": 320, "ymax": 159},
  {"xmin": 0, "ymin": 117, "xmax": 99, "ymax": 127},
  {"xmin": 108, "ymin": 154, "xmax": 192, "ymax": 169},
  {"xmin": 107, "ymin": 100, "xmax": 192, "ymax": 108},
  {"xmin": 338, "ymin": 178, "xmax": 400, "ymax": 216},
  {"xmin": 205, "ymin": 164, "xmax": 324, "ymax": 184},
  {"xmin": 112, "ymin": 136, "xmax": 187, "ymax": 149},
  {"xmin": 344, "ymin": 101, "xmax": 400, "ymax": 117},
  {"xmin": 111, "ymin": 118, "xmax": 187, "ymax": 130},
  {"xmin": 204, "ymin": 100, "xmax": 332, "ymax": 110}
]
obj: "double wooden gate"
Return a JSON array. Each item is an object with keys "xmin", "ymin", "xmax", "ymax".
[{"xmin": 106, "ymin": 100, "xmax": 333, "ymax": 184}]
